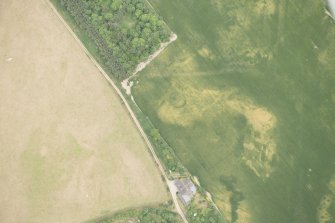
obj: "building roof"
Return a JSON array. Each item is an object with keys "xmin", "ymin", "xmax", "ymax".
[
  {"xmin": 174, "ymin": 178, "xmax": 197, "ymax": 206},
  {"xmin": 327, "ymin": 0, "xmax": 335, "ymax": 19}
]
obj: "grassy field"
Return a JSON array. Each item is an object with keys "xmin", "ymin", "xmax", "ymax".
[
  {"xmin": 0, "ymin": 0, "xmax": 169, "ymax": 222},
  {"xmin": 132, "ymin": 0, "xmax": 335, "ymax": 222}
]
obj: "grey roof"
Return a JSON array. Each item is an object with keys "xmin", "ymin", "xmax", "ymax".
[
  {"xmin": 174, "ymin": 178, "xmax": 197, "ymax": 206},
  {"xmin": 327, "ymin": 0, "xmax": 335, "ymax": 19}
]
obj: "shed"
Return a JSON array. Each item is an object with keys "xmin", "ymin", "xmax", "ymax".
[{"xmin": 174, "ymin": 178, "xmax": 197, "ymax": 206}]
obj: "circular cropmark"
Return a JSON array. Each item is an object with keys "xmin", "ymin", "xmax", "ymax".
[{"xmin": 168, "ymin": 92, "xmax": 186, "ymax": 108}]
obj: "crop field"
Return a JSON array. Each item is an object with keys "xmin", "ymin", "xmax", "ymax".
[
  {"xmin": 132, "ymin": 0, "xmax": 335, "ymax": 222},
  {"xmin": 0, "ymin": 0, "xmax": 168, "ymax": 222}
]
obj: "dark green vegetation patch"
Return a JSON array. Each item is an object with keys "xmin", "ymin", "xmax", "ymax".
[
  {"xmin": 91, "ymin": 207, "xmax": 182, "ymax": 223},
  {"xmin": 58, "ymin": 0, "xmax": 170, "ymax": 78}
]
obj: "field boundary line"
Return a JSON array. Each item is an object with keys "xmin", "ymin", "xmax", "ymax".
[{"xmin": 46, "ymin": 1, "xmax": 188, "ymax": 223}]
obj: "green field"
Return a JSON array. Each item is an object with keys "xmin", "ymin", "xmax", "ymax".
[{"xmin": 132, "ymin": 0, "xmax": 335, "ymax": 222}]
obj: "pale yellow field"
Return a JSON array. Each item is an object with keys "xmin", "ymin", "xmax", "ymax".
[{"xmin": 0, "ymin": 0, "xmax": 168, "ymax": 222}]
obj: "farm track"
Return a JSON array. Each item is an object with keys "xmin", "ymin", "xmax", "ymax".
[{"xmin": 46, "ymin": 1, "xmax": 188, "ymax": 222}]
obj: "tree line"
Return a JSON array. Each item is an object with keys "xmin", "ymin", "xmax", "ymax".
[
  {"xmin": 97, "ymin": 207, "xmax": 182, "ymax": 223},
  {"xmin": 60, "ymin": 0, "xmax": 170, "ymax": 78},
  {"xmin": 149, "ymin": 128, "xmax": 186, "ymax": 174}
]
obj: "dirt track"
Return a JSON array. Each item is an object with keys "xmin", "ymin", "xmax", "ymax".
[{"xmin": 0, "ymin": 1, "xmax": 168, "ymax": 222}]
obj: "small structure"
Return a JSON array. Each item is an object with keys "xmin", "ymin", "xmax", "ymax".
[
  {"xmin": 326, "ymin": 0, "xmax": 335, "ymax": 20},
  {"xmin": 174, "ymin": 178, "xmax": 197, "ymax": 206}
]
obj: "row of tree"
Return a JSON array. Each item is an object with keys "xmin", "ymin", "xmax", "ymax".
[
  {"xmin": 149, "ymin": 128, "xmax": 186, "ymax": 174},
  {"xmin": 98, "ymin": 207, "xmax": 182, "ymax": 223},
  {"xmin": 60, "ymin": 0, "xmax": 170, "ymax": 78}
]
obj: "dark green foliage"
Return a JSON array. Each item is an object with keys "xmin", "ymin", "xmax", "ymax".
[
  {"xmin": 149, "ymin": 128, "xmax": 186, "ymax": 174},
  {"xmin": 95, "ymin": 207, "xmax": 182, "ymax": 223},
  {"xmin": 187, "ymin": 204, "xmax": 226, "ymax": 223},
  {"xmin": 124, "ymin": 96, "xmax": 186, "ymax": 176},
  {"xmin": 58, "ymin": 0, "xmax": 170, "ymax": 78}
]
